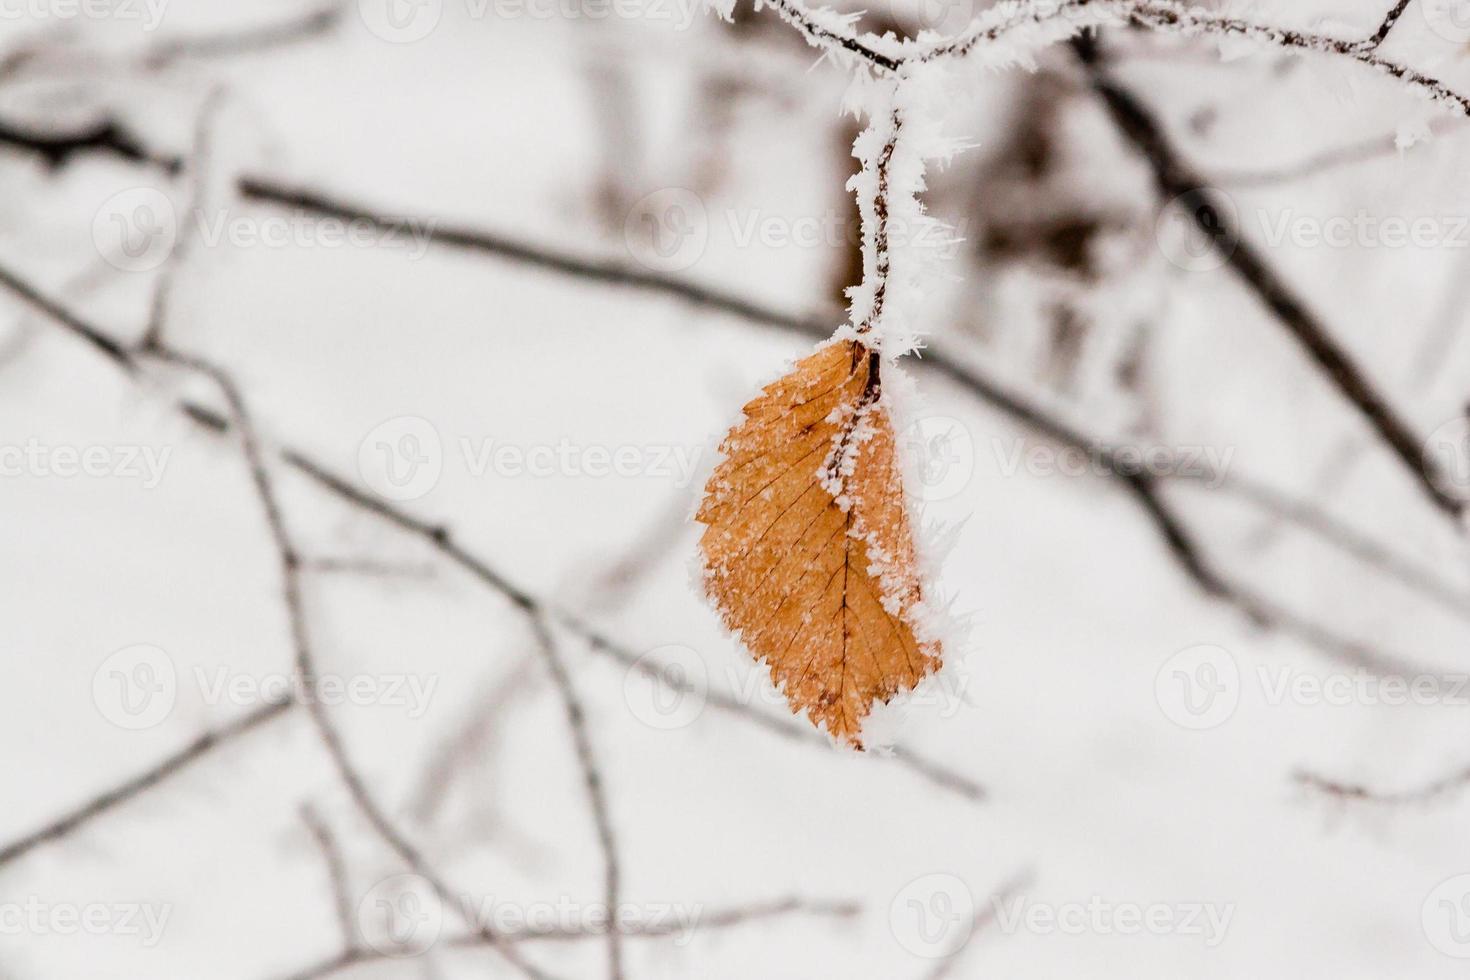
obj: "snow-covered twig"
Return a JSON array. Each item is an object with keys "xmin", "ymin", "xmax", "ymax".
[
  {"xmin": 751, "ymin": 0, "xmax": 1470, "ymax": 116},
  {"xmin": 1, "ymin": 214, "xmax": 1449, "ymax": 688}
]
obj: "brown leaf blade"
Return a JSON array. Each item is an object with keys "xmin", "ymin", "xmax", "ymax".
[{"xmin": 697, "ymin": 338, "xmax": 942, "ymax": 747}]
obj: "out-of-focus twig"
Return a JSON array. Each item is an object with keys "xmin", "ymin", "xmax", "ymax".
[
  {"xmin": 0, "ymin": 113, "xmax": 183, "ymax": 173},
  {"xmin": 0, "ymin": 212, "xmax": 1453, "ymax": 691},
  {"xmin": 277, "ymin": 895, "xmax": 859, "ymax": 980},
  {"xmin": 528, "ymin": 613, "xmax": 625, "ymax": 980},
  {"xmin": 230, "ymin": 175, "xmax": 1469, "ymax": 633},
  {"xmin": 304, "ymin": 556, "xmax": 439, "ymax": 579},
  {"xmin": 1070, "ymin": 32, "xmax": 1466, "ymax": 522},
  {"xmin": 141, "ymin": 87, "xmax": 228, "ymax": 350},
  {"xmin": 1211, "ymin": 117, "xmax": 1464, "ymax": 188},
  {"xmin": 300, "ymin": 804, "xmax": 357, "ymax": 951},
  {"xmin": 918, "ymin": 868, "xmax": 1035, "ymax": 980},
  {"xmin": 1294, "ymin": 763, "xmax": 1470, "ymax": 806},
  {"xmin": 755, "ymin": 0, "xmax": 1470, "ymax": 115},
  {"xmin": 144, "ymin": 2, "xmax": 346, "ymax": 67},
  {"xmin": 275, "ymin": 442, "xmax": 988, "ymax": 800},
  {"xmin": 0, "ymin": 699, "xmax": 294, "ymax": 871},
  {"xmin": 140, "ymin": 343, "xmax": 558, "ymax": 980},
  {"xmin": 1176, "ymin": 467, "xmax": 1470, "ymax": 625}
]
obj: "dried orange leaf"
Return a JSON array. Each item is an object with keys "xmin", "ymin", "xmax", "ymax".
[{"xmin": 697, "ymin": 338, "xmax": 942, "ymax": 748}]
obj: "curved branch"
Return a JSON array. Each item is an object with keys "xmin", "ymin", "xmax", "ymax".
[{"xmin": 1295, "ymin": 763, "xmax": 1470, "ymax": 806}]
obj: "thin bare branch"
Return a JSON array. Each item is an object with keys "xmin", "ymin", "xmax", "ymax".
[
  {"xmin": 528, "ymin": 613, "xmax": 625, "ymax": 980},
  {"xmin": 758, "ymin": 0, "xmax": 1470, "ymax": 116},
  {"xmin": 237, "ymin": 175, "xmax": 820, "ymax": 333},
  {"xmin": 144, "ymin": 2, "xmax": 346, "ymax": 66},
  {"xmin": 919, "ymin": 868, "xmax": 1036, "ymax": 980},
  {"xmin": 1295, "ymin": 763, "xmax": 1470, "ymax": 806},
  {"xmin": 304, "ymin": 556, "xmax": 439, "ymax": 579},
  {"xmin": 0, "ymin": 226, "xmax": 1452, "ymax": 707},
  {"xmin": 0, "ymin": 260, "xmax": 135, "ymax": 371},
  {"xmin": 277, "ymin": 895, "xmax": 859, "ymax": 980},
  {"xmin": 141, "ymin": 87, "xmax": 228, "ymax": 351},
  {"xmin": 1171, "ymin": 468, "xmax": 1470, "ymax": 625},
  {"xmin": 0, "ymin": 699, "xmax": 293, "ymax": 871},
  {"xmin": 141, "ymin": 345, "xmax": 557, "ymax": 980},
  {"xmin": 1212, "ymin": 117, "xmax": 1465, "ymax": 188},
  {"xmin": 1071, "ymin": 32, "xmax": 1466, "ymax": 522},
  {"xmin": 277, "ymin": 443, "xmax": 986, "ymax": 800},
  {"xmin": 0, "ymin": 113, "xmax": 183, "ymax": 173},
  {"xmin": 300, "ymin": 805, "xmax": 358, "ymax": 951}
]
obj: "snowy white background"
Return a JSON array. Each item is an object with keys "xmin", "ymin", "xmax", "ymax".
[{"xmin": 3, "ymin": 0, "xmax": 1470, "ymax": 977}]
